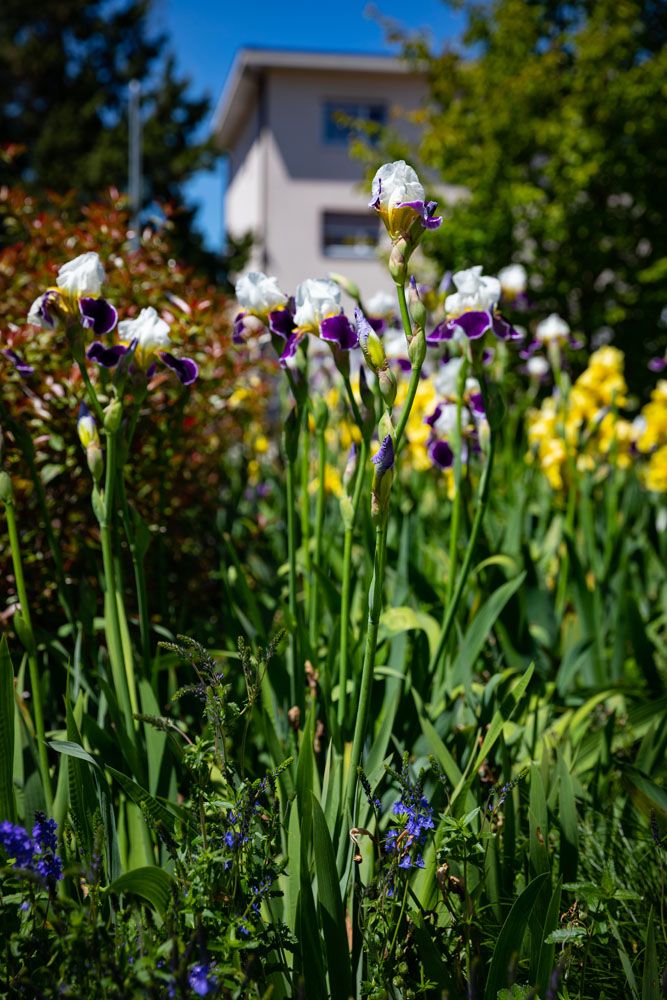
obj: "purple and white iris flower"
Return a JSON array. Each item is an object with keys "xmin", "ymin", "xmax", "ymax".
[
  {"xmin": 87, "ymin": 306, "xmax": 198, "ymax": 386},
  {"xmin": 366, "ymin": 289, "xmax": 398, "ymax": 332},
  {"xmin": 498, "ymin": 263, "xmax": 528, "ymax": 303},
  {"xmin": 427, "ymin": 265, "xmax": 521, "ymax": 344},
  {"xmin": 233, "ymin": 271, "xmax": 294, "ymax": 345},
  {"xmin": 275, "ymin": 277, "xmax": 357, "ymax": 367},
  {"xmin": 520, "ymin": 313, "xmax": 583, "ymax": 360},
  {"xmin": 535, "ymin": 313, "xmax": 570, "ymax": 345},
  {"xmin": 370, "ymin": 161, "xmax": 442, "ymax": 241},
  {"xmin": 525, "ymin": 355, "xmax": 550, "ymax": 382},
  {"xmin": 425, "ymin": 358, "xmax": 488, "ymax": 470},
  {"xmin": 27, "ymin": 252, "xmax": 118, "ymax": 337}
]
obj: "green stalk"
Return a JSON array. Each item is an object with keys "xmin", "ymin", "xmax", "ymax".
[
  {"xmin": 341, "ymin": 512, "xmax": 388, "ymax": 847},
  {"xmin": 342, "ymin": 375, "xmax": 364, "ymax": 430},
  {"xmin": 101, "ymin": 429, "xmax": 137, "ymax": 732},
  {"xmin": 393, "ymin": 282, "xmax": 425, "ymax": 449},
  {"xmin": 429, "ymin": 426, "xmax": 496, "ymax": 676},
  {"xmin": 308, "ymin": 427, "xmax": 326, "ymax": 651},
  {"xmin": 300, "ymin": 410, "xmax": 312, "ymax": 627},
  {"xmin": 117, "ymin": 472, "xmax": 151, "ymax": 679},
  {"xmin": 286, "ymin": 453, "xmax": 300, "ymax": 708},
  {"xmin": 2, "ymin": 489, "xmax": 53, "ymax": 813},
  {"xmin": 446, "ymin": 364, "xmax": 467, "ymax": 605},
  {"xmin": 337, "ymin": 439, "xmax": 369, "ymax": 732},
  {"xmin": 75, "ymin": 355, "xmax": 105, "ymax": 426}
]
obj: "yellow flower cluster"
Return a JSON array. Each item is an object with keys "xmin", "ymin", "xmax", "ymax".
[
  {"xmin": 527, "ymin": 347, "xmax": 634, "ymax": 490},
  {"xmin": 635, "ymin": 380, "xmax": 667, "ymax": 492},
  {"xmin": 395, "ymin": 377, "xmax": 438, "ymax": 473}
]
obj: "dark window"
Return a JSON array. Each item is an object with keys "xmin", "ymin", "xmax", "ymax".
[
  {"xmin": 323, "ymin": 101, "xmax": 386, "ymax": 146},
  {"xmin": 322, "ymin": 212, "xmax": 380, "ymax": 260}
]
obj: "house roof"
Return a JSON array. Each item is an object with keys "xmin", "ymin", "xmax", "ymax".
[{"xmin": 212, "ymin": 46, "xmax": 416, "ymax": 150}]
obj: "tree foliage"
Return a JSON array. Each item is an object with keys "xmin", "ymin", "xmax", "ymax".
[
  {"xmin": 0, "ymin": 0, "xmax": 221, "ymax": 272},
  {"xmin": 389, "ymin": 0, "xmax": 667, "ymax": 381}
]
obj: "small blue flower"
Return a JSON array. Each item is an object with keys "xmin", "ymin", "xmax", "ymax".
[{"xmin": 188, "ymin": 962, "xmax": 217, "ymax": 997}]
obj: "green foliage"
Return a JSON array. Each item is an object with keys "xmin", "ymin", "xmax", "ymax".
[{"xmin": 382, "ymin": 0, "xmax": 667, "ymax": 381}]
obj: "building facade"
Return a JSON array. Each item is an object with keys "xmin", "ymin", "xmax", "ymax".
[{"xmin": 212, "ymin": 48, "xmax": 430, "ymax": 301}]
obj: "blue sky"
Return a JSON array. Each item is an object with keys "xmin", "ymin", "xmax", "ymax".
[{"xmin": 152, "ymin": 0, "xmax": 463, "ymax": 249}]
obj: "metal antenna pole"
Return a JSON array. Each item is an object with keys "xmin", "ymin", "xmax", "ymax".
[{"xmin": 128, "ymin": 79, "xmax": 142, "ymax": 248}]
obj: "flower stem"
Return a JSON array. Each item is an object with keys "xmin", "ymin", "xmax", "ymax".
[
  {"xmin": 337, "ymin": 439, "xmax": 369, "ymax": 732},
  {"xmin": 341, "ymin": 512, "xmax": 388, "ymax": 847},
  {"xmin": 117, "ymin": 473, "xmax": 151, "ymax": 678},
  {"xmin": 308, "ymin": 427, "xmax": 326, "ymax": 651},
  {"xmin": 2, "ymin": 492, "xmax": 53, "ymax": 813},
  {"xmin": 300, "ymin": 409, "xmax": 312, "ymax": 627},
  {"xmin": 429, "ymin": 425, "xmax": 496, "ymax": 676},
  {"xmin": 446, "ymin": 362, "xmax": 468, "ymax": 604},
  {"xmin": 342, "ymin": 375, "xmax": 364, "ymax": 431},
  {"xmin": 393, "ymin": 281, "xmax": 424, "ymax": 450},
  {"xmin": 286, "ymin": 452, "xmax": 300, "ymax": 708},
  {"xmin": 101, "ymin": 428, "xmax": 137, "ymax": 732}
]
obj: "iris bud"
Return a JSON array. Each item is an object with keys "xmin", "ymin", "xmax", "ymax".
[
  {"xmin": 0, "ymin": 471, "xmax": 13, "ymax": 503},
  {"xmin": 378, "ymin": 368, "xmax": 397, "ymax": 409},
  {"xmin": 103, "ymin": 399, "xmax": 123, "ymax": 433}
]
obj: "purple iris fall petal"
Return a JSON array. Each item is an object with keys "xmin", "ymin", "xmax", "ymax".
[
  {"xmin": 425, "ymin": 404, "xmax": 443, "ymax": 428},
  {"xmin": 491, "ymin": 313, "xmax": 522, "ymax": 341},
  {"xmin": 268, "ymin": 307, "xmax": 295, "ymax": 339},
  {"xmin": 160, "ymin": 352, "xmax": 199, "ymax": 386},
  {"xmin": 396, "ymin": 358, "xmax": 412, "ymax": 373},
  {"xmin": 79, "ymin": 297, "xmax": 118, "ymax": 336},
  {"xmin": 648, "ymin": 357, "xmax": 667, "ymax": 373},
  {"xmin": 426, "ymin": 321, "xmax": 452, "ymax": 344},
  {"xmin": 421, "ymin": 200, "xmax": 442, "ymax": 229},
  {"xmin": 321, "ymin": 313, "xmax": 358, "ymax": 350},
  {"xmin": 87, "ymin": 341, "xmax": 129, "ymax": 368},
  {"xmin": 371, "ymin": 434, "xmax": 395, "ymax": 474},
  {"xmin": 233, "ymin": 311, "xmax": 247, "ymax": 344},
  {"xmin": 452, "ymin": 310, "xmax": 492, "ymax": 340},
  {"xmin": 428, "ymin": 439, "xmax": 455, "ymax": 469},
  {"xmin": 469, "ymin": 392, "xmax": 485, "ymax": 415},
  {"xmin": 279, "ymin": 331, "xmax": 301, "ymax": 368},
  {"xmin": 396, "ymin": 198, "xmax": 442, "ymax": 231},
  {"xmin": 368, "ymin": 315, "xmax": 385, "ymax": 333},
  {"xmin": 3, "ymin": 349, "xmax": 34, "ymax": 376}
]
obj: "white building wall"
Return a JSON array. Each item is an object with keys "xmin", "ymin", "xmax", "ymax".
[
  {"xmin": 224, "ymin": 64, "xmax": 429, "ymax": 303},
  {"xmin": 264, "ymin": 67, "xmax": 427, "ymax": 301},
  {"xmin": 225, "ymin": 103, "xmax": 264, "ymax": 269}
]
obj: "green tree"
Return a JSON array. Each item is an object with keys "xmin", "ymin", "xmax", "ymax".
[
  {"xmin": 383, "ymin": 0, "xmax": 667, "ymax": 380},
  {"xmin": 0, "ymin": 0, "xmax": 222, "ymax": 273}
]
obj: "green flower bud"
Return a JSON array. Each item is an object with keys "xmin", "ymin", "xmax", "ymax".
[
  {"xmin": 389, "ymin": 241, "xmax": 410, "ymax": 284},
  {"xmin": 103, "ymin": 399, "xmax": 123, "ymax": 433},
  {"xmin": 407, "ymin": 276, "xmax": 426, "ymax": 330},
  {"xmin": 91, "ymin": 485, "xmax": 105, "ymax": 524},
  {"xmin": 408, "ymin": 327, "xmax": 427, "ymax": 369},
  {"xmin": 378, "ymin": 410, "xmax": 395, "ymax": 442},
  {"xmin": 370, "ymin": 435, "xmax": 394, "ymax": 522},
  {"xmin": 378, "ymin": 367, "xmax": 397, "ymax": 409},
  {"xmin": 86, "ymin": 444, "xmax": 104, "ymax": 484},
  {"xmin": 356, "ymin": 308, "xmax": 387, "ymax": 375},
  {"xmin": 0, "ymin": 471, "xmax": 13, "ymax": 503},
  {"xmin": 13, "ymin": 610, "xmax": 35, "ymax": 655}
]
